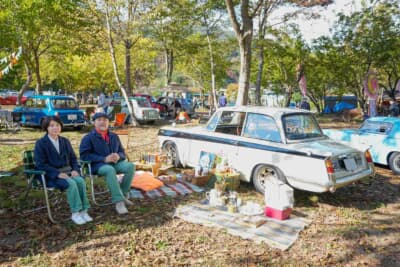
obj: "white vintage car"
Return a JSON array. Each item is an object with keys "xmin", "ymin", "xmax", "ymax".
[
  {"xmin": 158, "ymin": 106, "xmax": 375, "ymax": 194},
  {"xmin": 121, "ymin": 97, "xmax": 160, "ymax": 124}
]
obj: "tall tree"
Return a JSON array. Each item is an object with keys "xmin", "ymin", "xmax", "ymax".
[
  {"xmin": 146, "ymin": 0, "xmax": 195, "ymax": 87},
  {"xmin": 225, "ymin": 0, "xmax": 333, "ymax": 106},
  {"xmin": 0, "ymin": 0, "xmax": 94, "ymax": 101}
]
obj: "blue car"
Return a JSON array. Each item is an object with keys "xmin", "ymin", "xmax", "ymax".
[
  {"xmin": 13, "ymin": 95, "xmax": 87, "ymax": 130},
  {"xmin": 323, "ymin": 117, "xmax": 400, "ymax": 174}
]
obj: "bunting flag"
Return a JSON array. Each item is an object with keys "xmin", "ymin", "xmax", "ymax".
[
  {"xmin": 299, "ymin": 74, "xmax": 307, "ymax": 97},
  {"xmin": 363, "ymin": 71, "xmax": 379, "ymax": 100},
  {"xmin": 296, "ymin": 64, "xmax": 307, "ymax": 96},
  {"xmin": 0, "ymin": 47, "xmax": 22, "ymax": 80}
]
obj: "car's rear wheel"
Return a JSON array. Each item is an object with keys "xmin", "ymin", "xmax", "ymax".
[
  {"xmin": 252, "ymin": 164, "xmax": 285, "ymax": 194},
  {"xmin": 161, "ymin": 141, "xmax": 181, "ymax": 167},
  {"xmin": 388, "ymin": 152, "xmax": 400, "ymax": 174}
]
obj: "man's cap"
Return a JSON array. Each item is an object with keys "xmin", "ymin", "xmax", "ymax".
[{"xmin": 92, "ymin": 112, "xmax": 110, "ymax": 121}]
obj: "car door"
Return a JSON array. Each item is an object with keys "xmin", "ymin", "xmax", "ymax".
[
  {"xmin": 20, "ymin": 98, "xmax": 35, "ymax": 126},
  {"xmin": 32, "ymin": 98, "xmax": 47, "ymax": 126},
  {"xmin": 187, "ymin": 110, "xmax": 245, "ymax": 168},
  {"xmin": 358, "ymin": 121, "xmax": 393, "ymax": 164}
]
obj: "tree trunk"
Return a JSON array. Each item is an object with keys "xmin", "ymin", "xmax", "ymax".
[
  {"xmin": 105, "ymin": 2, "xmax": 137, "ymax": 126},
  {"xmin": 236, "ymin": 35, "xmax": 252, "ymax": 106},
  {"xmin": 165, "ymin": 49, "xmax": 173, "ymax": 86},
  {"xmin": 285, "ymin": 85, "xmax": 293, "ymax": 107},
  {"xmin": 205, "ymin": 20, "xmax": 218, "ymax": 111},
  {"xmin": 125, "ymin": 40, "xmax": 132, "ymax": 93},
  {"xmin": 254, "ymin": 45, "xmax": 264, "ymax": 106},
  {"xmin": 17, "ymin": 62, "xmax": 33, "ymax": 105},
  {"xmin": 33, "ymin": 50, "xmax": 41, "ymax": 93}
]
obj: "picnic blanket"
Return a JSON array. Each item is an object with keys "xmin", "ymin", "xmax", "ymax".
[
  {"xmin": 174, "ymin": 200, "xmax": 312, "ymax": 250},
  {"xmin": 128, "ymin": 180, "xmax": 204, "ymax": 199}
]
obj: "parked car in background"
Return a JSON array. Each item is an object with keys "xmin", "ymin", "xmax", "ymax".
[
  {"xmin": 158, "ymin": 106, "xmax": 375, "ymax": 194},
  {"xmin": 13, "ymin": 95, "xmax": 86, "ymax": 130},
  {"xmin": 133, "ymin": 93, "xmax": 168, "ymax": 116},
  {"xmin": 121, "ymin": 96, "xmax": 160, "ymax": 124},
  {"xmin": 156, "ymin": 96, "xmax": 194, "ymax": 118},
  {"xmin": 323, "ymin": 116, "xmax": 400, "ymax": 174},
  {"xmin": 0, "ymin": 91, "xmax": 29, "ymax": 105}
]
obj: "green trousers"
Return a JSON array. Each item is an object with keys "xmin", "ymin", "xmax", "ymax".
[
  {"xmin": 66, "ymin": 176, "xmax": 90, "ymax": 213},
  {"xmin": 98, "ymin": 160, "xmax": 135, "ymax": 203}
]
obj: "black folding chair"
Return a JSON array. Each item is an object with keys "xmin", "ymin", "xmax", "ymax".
[{"xmin": 21, "ymin": 150, "xmax": 64, "ymax": 223}]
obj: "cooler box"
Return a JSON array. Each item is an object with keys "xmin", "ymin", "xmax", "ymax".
[{"xmin": 265, "ymin": 206, "xmax": 292, "ymax": 220}]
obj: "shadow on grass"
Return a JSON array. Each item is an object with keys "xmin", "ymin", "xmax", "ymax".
[{"xmin": 0, "ymin": 172, "xmax": 203, "ymax": 265}]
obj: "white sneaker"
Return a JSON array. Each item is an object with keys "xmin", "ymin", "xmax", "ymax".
[
  {"xmin": 71, "ymin": 212, "xmax": 86, "ymax": 225},
  {"xmin": 115, "ymin": 201, "xmax": 128, "ymax": 215},
  {"xmin": 80, "ymin": 210, "xmax": 93, "ymax": 222}
]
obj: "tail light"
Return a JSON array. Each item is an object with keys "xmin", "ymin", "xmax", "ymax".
[
  {"xmin": 325, "ymin": 158, "xmax": 335, "ymax": 174},
  {"xmin": 365, "ymin": 150, "xmax": 373, "ymax": 163}
]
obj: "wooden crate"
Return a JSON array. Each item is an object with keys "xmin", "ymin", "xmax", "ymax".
[
  {"xmin": 214, "ymin": 171, "xmax": 240, "ymax": 191},
  {"xmin": 190, "ymin": 175, "xmax": 210, "ymax": 186}
]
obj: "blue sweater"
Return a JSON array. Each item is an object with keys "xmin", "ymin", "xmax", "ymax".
[
  {"xmin": 79, "ymin": 128, "xmax": 126, "ymax": 174},
  {"xmin": 34, "ymin": 135, "xmax": 80, "ymax": 190}
]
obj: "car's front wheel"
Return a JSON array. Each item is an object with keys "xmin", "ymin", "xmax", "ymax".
[
  {"xmin": 161, "ymin": 141, "xmax": 181, "ymax": 167},
  {"xmin": 388, "ymin": 152, "xmax": 400, "ymax": 174},
  {"xmin": 252, "ymin": 164, "xmax": 285, "ymax": 195}
]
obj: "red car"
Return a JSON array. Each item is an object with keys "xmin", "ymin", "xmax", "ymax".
[
  {"xmin": 0, "ymin": 92, "xmax": 28, "ymax": 105},
  {"xmin": 133, "ymin": 93, "xmax": 168, "ymax": 115}
]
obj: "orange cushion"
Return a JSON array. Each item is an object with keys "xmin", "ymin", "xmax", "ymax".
[{"xmin": 131, "ymin": 171, "xmax": 164, "ymax": 191}]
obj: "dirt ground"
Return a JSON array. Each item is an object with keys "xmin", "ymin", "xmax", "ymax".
[{"xmin": 0, "ymin": 117, "xmax": 399, "ymax": 266}]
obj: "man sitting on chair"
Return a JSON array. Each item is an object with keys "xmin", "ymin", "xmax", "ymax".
[{"xmin": 79, "ymin": 112, "xmax": 135, "ymax": 215}]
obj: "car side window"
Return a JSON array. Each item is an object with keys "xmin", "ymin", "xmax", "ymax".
[
  {"xmin": 215, "ymin": 111, "xmax": 245, "ymax": 136},
  {"xmin": 243, "ymin": 113, "xmax": 281, "ymax": 142},
  {"xmin": 36, "ymin": 99, "xmax": 46, "ymax": 108},
  {"xmin": 25, "ymin": 99, "xmax": 34, "ymax": 108}
]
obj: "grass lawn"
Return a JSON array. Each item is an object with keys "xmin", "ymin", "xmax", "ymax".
[{"xmin": 0, "ymin": 118, "xmax": 399, "ymax": 266}]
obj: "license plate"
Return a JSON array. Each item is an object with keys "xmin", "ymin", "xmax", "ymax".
[
  {"xmin": 68, "ymin": 114, "xmax": 77, "ymax": 120},
  {"xmin": 344, "ymin": 158, "xmax": 357, "ymax": 171}
]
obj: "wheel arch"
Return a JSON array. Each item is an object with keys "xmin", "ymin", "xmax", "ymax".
[{"xmin": 250, "ymin": 163, "xmax": 288, "ymax": 184}]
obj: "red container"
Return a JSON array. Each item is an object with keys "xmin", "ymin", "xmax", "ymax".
[{"xmin": 265, "ymin": 206, "xmax": 292, "ymax": 220}]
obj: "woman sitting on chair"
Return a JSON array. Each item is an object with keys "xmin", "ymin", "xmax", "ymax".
[{"xmin": 34, "ymin": 116, "xmax": 92, "ymax": 225}]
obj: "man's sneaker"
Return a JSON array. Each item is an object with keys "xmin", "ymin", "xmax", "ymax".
[
  {"xmin": 115, "ymin": 201, "xmax": 128, "ymax": 215},
  {"xmin": 71, "ymin": 212, "xmax": 86, "ymax": 225},
  {"xmin": 80, "ymin": 210, "xmax": 93, "ymax": 222}
]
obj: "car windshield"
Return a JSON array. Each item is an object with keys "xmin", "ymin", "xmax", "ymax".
[
  {"xmin": 359, "ymin": 120, "xmax": 392, "ymax": 134},
  {"xmin": 134, "ymin": 97, "xmax": 151, "ymax": 107},
  {"xmin": 282, "ymin": 113, "xmax": 323, "ymax": 140},
  {"xmin": 51, "ymin": 98, "xmax": 78, "ymax": 109}
]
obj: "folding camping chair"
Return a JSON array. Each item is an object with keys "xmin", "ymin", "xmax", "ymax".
[
  {"xmin": 21, "ymin": 150, "xmax": 64, "ymax": 223},
  {"xmin": 80, "ymin": 129, "xmax": 131, "ymax": 206},
  {"xmin": 113, "ymin": 113, "xmax": 127, "ymax": 128}
]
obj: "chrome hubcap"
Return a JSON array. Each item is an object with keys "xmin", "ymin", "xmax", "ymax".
[{"xmin": 257, "ymin": 166, "xmax": 277, "ymax": 188}]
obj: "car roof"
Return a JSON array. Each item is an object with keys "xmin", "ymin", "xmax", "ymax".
[
  {"xmin": 27, "ymin": 95, "xmax": 75, "ymax": 100},
  {"xmin": 217, "ymin": 105, "xmax": 313, "ymax": 117}
]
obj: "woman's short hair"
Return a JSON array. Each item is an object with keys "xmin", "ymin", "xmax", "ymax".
[{"xmin": 41, "ymin": 116, "xmax": 63, "ymax": 132}]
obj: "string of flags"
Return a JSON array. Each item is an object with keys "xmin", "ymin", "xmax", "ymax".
[{"xmin": 0, "ymin": 47, "xmax": 22, "ymax": 80}]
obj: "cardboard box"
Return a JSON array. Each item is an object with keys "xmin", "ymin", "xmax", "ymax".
[{"xmin": 265, "ymin": 206, "xmax": 292, "ymax": 220}]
